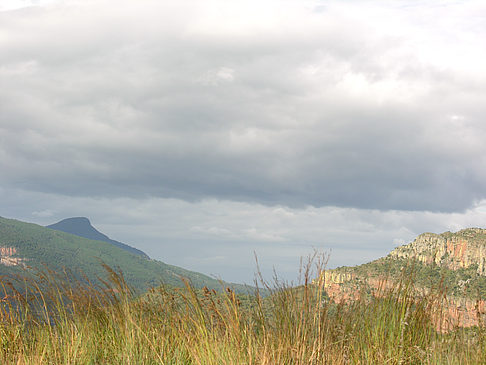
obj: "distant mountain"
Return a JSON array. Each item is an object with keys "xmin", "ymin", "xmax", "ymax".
[
  {"xmin": 47, "ymin": 217, "xmax": 149, "ymax": 258},
  {"xmin": 319, "ymin": 228, "xmax": 486, "ymax": 328},
  {"xmin": 0, "ymin": 216, "xmax": 250, "ymax": 294}
]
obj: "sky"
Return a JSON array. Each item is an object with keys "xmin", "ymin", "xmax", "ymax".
[{"xmin": 1, "ymin": 0, "xmax": 486, "ymax": 284}]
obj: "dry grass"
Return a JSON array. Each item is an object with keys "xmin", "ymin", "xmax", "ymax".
[{"xmin": 0, "ymin": 256, "xmax": 484, "ymax": 364}]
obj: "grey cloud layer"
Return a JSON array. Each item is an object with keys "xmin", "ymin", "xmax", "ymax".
[{"xmin": 1, "ymin": 0, "xmax": 486, "ymax": 212}]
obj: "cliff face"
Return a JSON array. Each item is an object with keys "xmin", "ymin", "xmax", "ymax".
[
  {"xmin": 0, "ymin": 247, "xmax": 16, "ymax": 257},
  {"xmin": 389, "ymin": 228, "xmax": 486, "ymax": 275},
  {"xmin": 318, "ymin": 228, "xmax": 486, "ymax": 329}
]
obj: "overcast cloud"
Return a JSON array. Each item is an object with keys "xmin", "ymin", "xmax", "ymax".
[{"xmin": 1, "ymin": 0, "xmax": 486, "ymax": 283}]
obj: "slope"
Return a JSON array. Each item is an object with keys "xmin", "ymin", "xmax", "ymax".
[{"xmin": 0, "ymin": 216, "xmax": 250, "ymax": 293}]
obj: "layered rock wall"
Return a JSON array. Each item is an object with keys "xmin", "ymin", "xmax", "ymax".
[{"xmin": 389, "ymin": 228, "xmax": 486, "ymax": 275}]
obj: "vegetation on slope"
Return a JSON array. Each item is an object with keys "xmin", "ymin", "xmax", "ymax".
[{"xmin": 0, "ymin": 216, "xmax": 249, "ymax": 293}]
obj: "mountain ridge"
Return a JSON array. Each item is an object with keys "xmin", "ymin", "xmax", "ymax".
[
  {"xmin": 47, "ymin": 217, "xmax": 149, "ymax": 258},
  {"xmin": 0, "ymin": 216, "xmax": 251, "ymax": 294}
]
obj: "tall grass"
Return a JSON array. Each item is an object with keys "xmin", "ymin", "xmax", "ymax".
[{"xmin": 0, "ymin": 258, "xmax": 484, "ymax": 364}]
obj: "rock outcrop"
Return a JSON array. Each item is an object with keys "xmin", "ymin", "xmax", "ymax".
[
  {"xmin": 0, "ymin": 246, "xmax": 24, "ymax": 267},
  {"xmin": 389, "ymin": 228, "xmax": 486, "ymax": 276}
]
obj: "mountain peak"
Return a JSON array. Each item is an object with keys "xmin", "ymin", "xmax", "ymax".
[
  {"xmin": 47, "ymin": 217, "xmax": 149, "ymax": 258},
  {"xmin": 67, "ymin": 217, "xmax": 91, "ymax": 224},
  {"xmin": 47, "ymin": 217, "xmax": 108, "ymax": 241},
  {"xmin": 52, "ymin": 217, "xmax": 93, "ymax": 230}
]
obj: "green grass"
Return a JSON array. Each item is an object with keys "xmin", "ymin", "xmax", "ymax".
[{"xmin": 0, "ymin": 257, "xmax": 484, "ymax": 364}]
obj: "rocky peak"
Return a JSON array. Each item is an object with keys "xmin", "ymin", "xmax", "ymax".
[
  {"xmin": 47, "ymin": 217, "xmax": 149, "ymax": 258},
  {"xmin": 389, "ymin": 228, "xmax": 486, "ymax": 276}
]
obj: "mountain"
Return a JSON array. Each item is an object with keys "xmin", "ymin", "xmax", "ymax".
[
  {"xmin": 318, "ymin": 228, "xmax": 486, "ymax": 328},
  {"xmin": 47, "ymin": 217, "xmax": 149, "ymax": 258},
  {"xmin": 0, "ymin": 216, "xmax": 250, "ymax": 294}
]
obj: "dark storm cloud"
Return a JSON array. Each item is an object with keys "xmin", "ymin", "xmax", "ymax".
[{"xmin": 1, "ymin": 0, "xmax": 486, "ymax": 212}]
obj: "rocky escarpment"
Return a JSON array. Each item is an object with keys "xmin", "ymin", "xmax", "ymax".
[
  {"xmin": 389, "ymin": 228, "xmax": 486, "ymax": 276},
  {"xmin": 319, "ymin": 269, "xmax": 485, "ymax": 329},
  {"xmin": 317, "ymin": 228, "xmax": 486, "ymax": 329}
]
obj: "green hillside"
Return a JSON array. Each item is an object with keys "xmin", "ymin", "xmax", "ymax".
[{"xmin": 0, "ymin": 216, "xmax": 249, "ymax": 293}]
